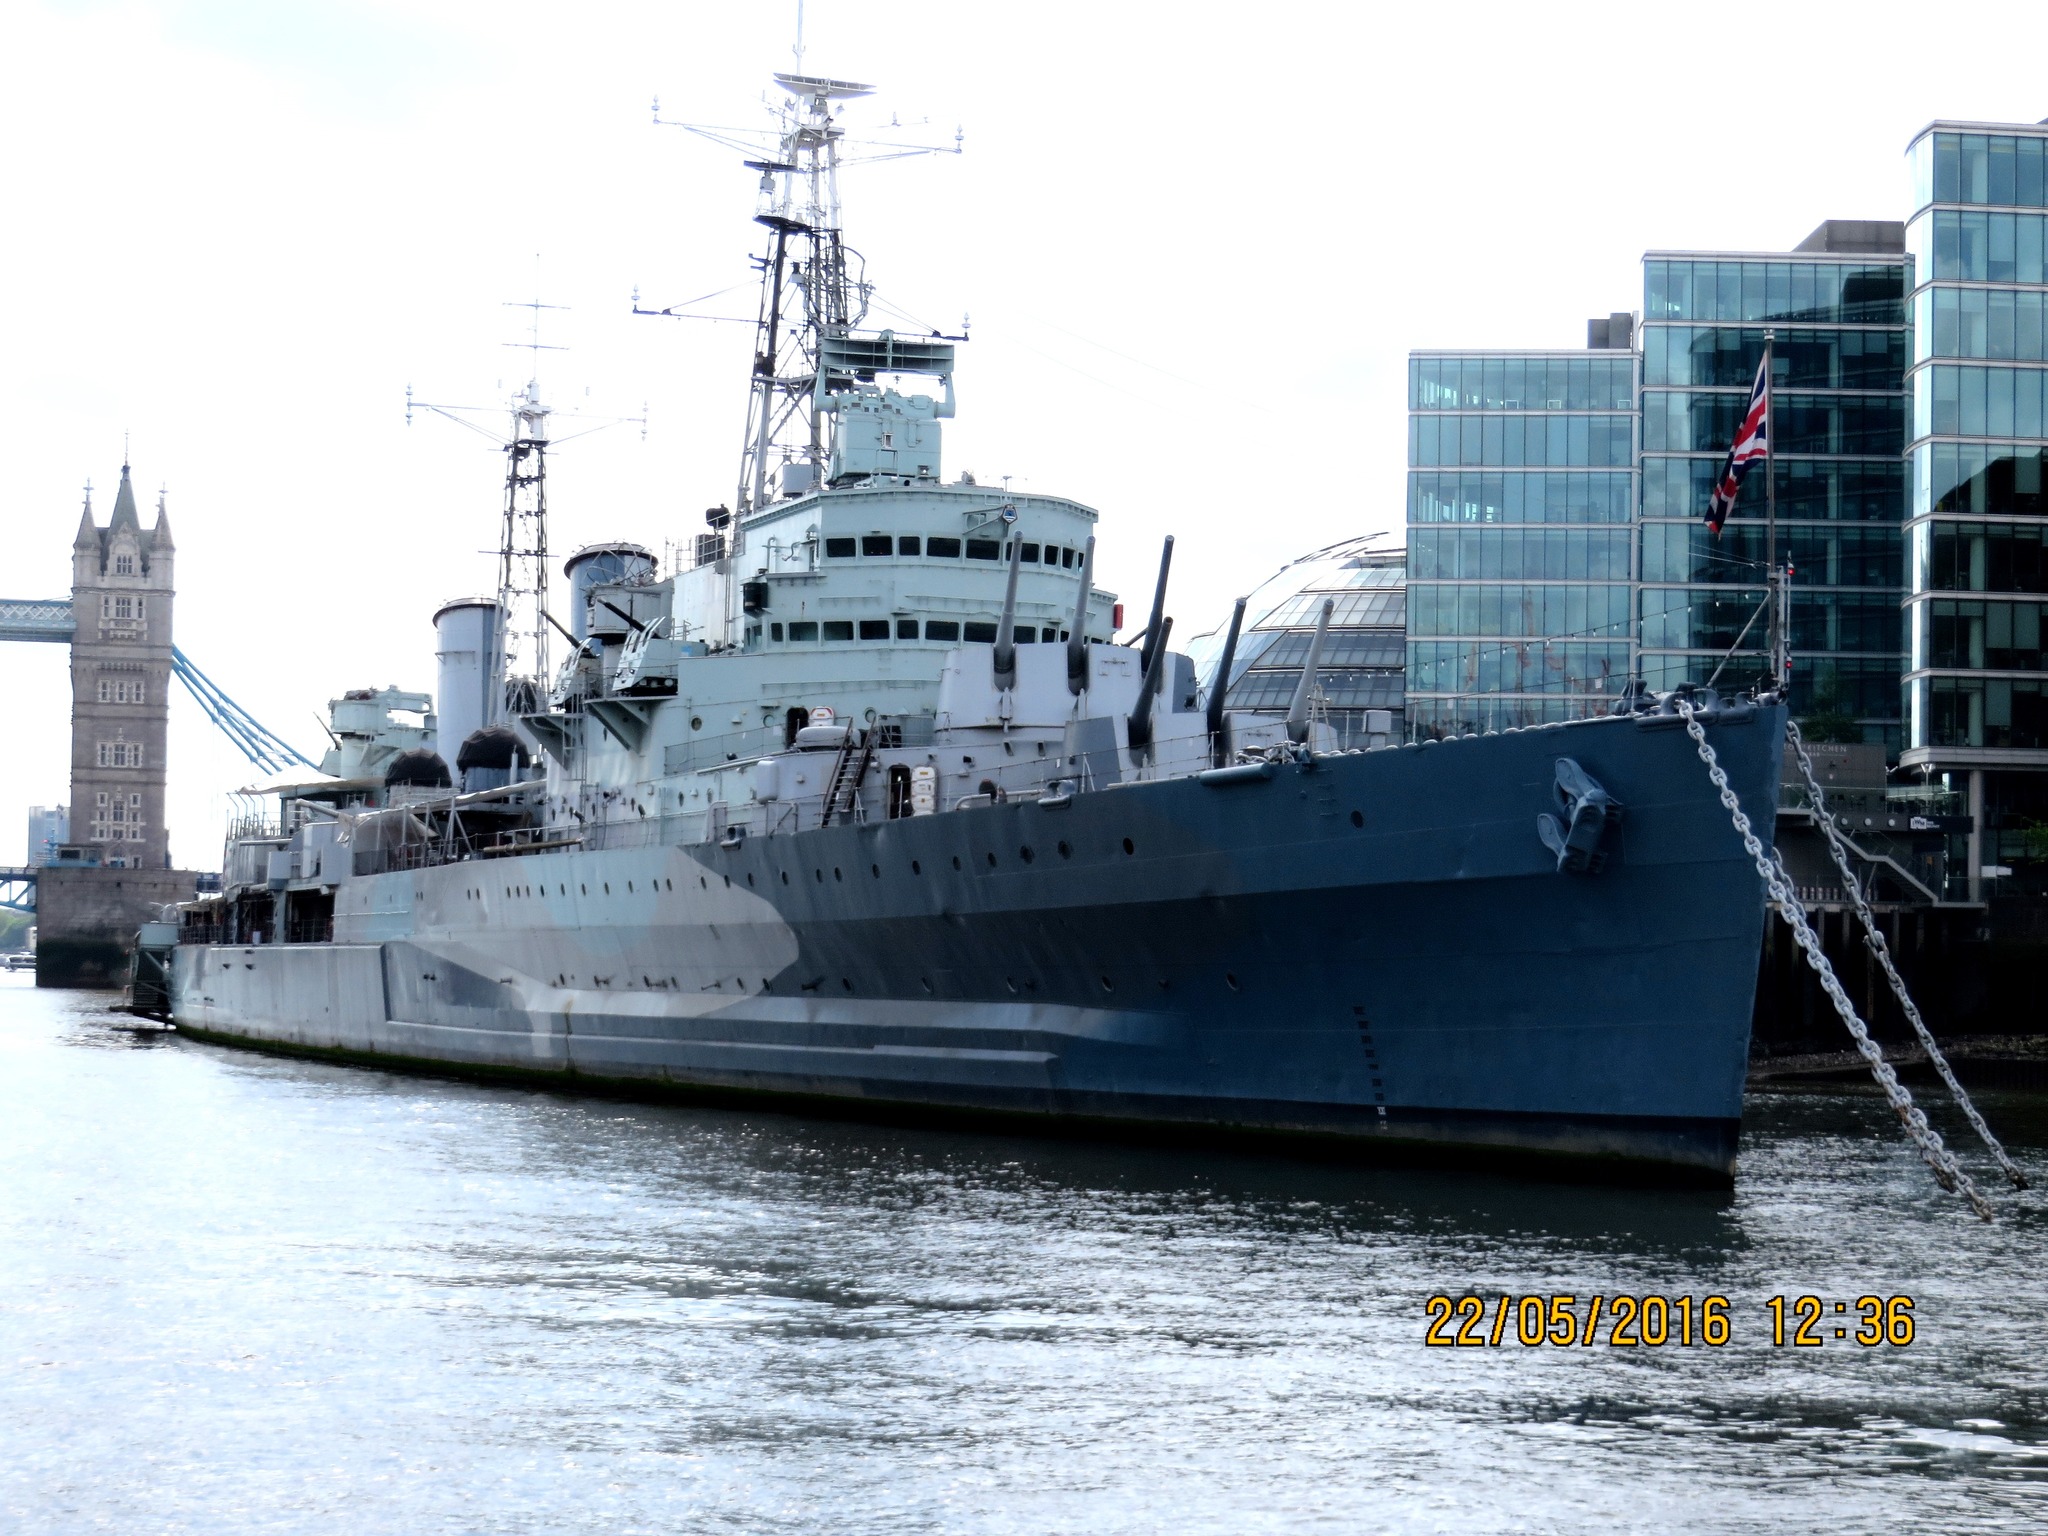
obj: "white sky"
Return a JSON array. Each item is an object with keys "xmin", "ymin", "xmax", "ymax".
[{"xmin": 2, "ymin": 0, "xmax": 2043, "ymax": 866}]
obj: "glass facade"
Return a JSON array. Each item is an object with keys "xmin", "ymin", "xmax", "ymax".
[
  {"xmin": 1405, "ymin": 349, "xmax": 1637, "ymax": 737},
  {"xmin": 1903, "ymin": 121, "xmax": 2048, "ymax": 894},
  {"xmin": 1639, "ymin": 253, "xmax": 1910, "ymax": 747},
  {"xmin": 1188, "ymin": 536, "xmax": 1407, "ymax": 746}
]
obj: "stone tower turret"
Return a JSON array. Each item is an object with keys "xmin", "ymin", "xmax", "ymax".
[{"xmin": 68, "ymin": 462, "xmax": 175, "ymax": 869}]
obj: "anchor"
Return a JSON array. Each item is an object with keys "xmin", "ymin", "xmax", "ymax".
[{"xmin": 1536, "ymin": 757, "xmax": 1621, "ymax": 875}]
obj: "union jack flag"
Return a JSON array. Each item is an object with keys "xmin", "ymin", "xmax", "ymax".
[{"xmin": 1705, "ymin": 352, "xmax": 1769, "ymax": 535}]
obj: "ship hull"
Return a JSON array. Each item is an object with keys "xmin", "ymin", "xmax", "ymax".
[{"xmin": 171, "ymin": 708, "xmax": 1783, "ymax": 1184}]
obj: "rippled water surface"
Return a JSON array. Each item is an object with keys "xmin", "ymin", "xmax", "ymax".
[{"xmin": 3, "ymin": 976, "xmax": 2045, "ymax": 1533}]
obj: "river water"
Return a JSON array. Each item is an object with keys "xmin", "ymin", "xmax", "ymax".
[{"xmin": 2, "ymin": 975, "xmax": 2044, "ymax": 1534}]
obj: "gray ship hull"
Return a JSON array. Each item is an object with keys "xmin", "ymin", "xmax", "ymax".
[{"xmin": 171, "ymin": 707, "xmax": 1783, "ymax": 1183}]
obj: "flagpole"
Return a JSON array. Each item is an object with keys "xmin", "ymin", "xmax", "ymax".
[{"xmin": 1762, "ymin": 329, "xmax": 1780, "ymax": 696}]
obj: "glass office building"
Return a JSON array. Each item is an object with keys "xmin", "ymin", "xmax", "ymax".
[
  {"xmin": 1404, "ymin": 338, "xmax": 1638, "ymax": 736},
  {"xmin": 1903, "ymin": 121, "xmax": 2048, "ymax": 895},
  {"xmin": 1638, "ymin": 229, "xmax": 1910, "ymax": 751}
]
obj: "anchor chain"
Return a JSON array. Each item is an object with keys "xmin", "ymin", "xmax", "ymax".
[
  {"xmin": 1675, "ymin": 701, "xmax": 1993, "ymax": 1221},
  {"xmin": 1786, "ymin": 720, "xmax": 2028, "ymax": 1191}
]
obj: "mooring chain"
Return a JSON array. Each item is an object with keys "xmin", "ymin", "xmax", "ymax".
[
  {"xmin": 1786, "ymin": 721, "xmax": 2028, "ymax": 1191},
  {"xmin": 1674, "ymin": 701, "xmax": 1994, "ymax": 1221}
]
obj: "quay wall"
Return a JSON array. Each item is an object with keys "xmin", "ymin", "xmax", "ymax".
[{"xmin": 37, "ymin": 867, "xmax": 208, "ymax": 988}]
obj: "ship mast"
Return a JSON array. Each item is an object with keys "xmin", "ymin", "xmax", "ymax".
[{"xmin": 650, "ymin": 44, "xmax": 962, "ymax": 516}]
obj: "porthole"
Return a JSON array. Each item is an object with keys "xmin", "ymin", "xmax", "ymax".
[
  {"xmin": 781, "ymin": 871, "xmax": 789, "ymax": 885},
  {"xmin": 627, "ymin": 881, "xmax": 634, "ymax": 892},
  {"xmin": 746, "ymin": 873, "xmax": 754, "ymax": 887},
  {"xmin": 919, "ymin": 977, "xmax": 933, "ymax": 993},
  {"xmin": 604, "ymin": 883, "xmax": 610, "ymax": 894},
  {"xmin": 1099, "ymin": 975, "xmax": 1114, "ymax": 992},
  {"xmin": 690, "ymin": 716, "xmax": 703, "ymax": 730},
  {"xmin": 814, "ymin": 868, "xmax": 824, "ymax": 883},
  {"xmin": 1005, "ymin": 977, "xmax": 1018, "ymax": 994},
  {"xmin": 986, "ymin": 851, "xmax": 997, "ymax": 868},
  {"xmin": 911, "ymin": 860, "xmax": 922, "ymax": 874},
  {"xmin": 1019, "ymin": 845, "xmax": 1034, "ymax": 863},
  {"xmin": 833, "ymin": 867, "xmax": 842, "ymax": 882},
  {"xmin": 1350, "ymin": 810, "xmax": 1364, "ymax": 829},
  {"xmin": 951, "ymin": 855, "xmax": 961, "ymax": 871},
  {"xmin": 701, "ymin": 876, "xmax": 708, "ymax": 889},
  {"xmin": 1226, "ymin": 973, "xmax": 1241, "ymax": 991},
  {"xmin": 725, "ymin": 875, "xmax": 732, "ymax": 888},
  {"xmin": 871, "ymin": 863, "xmax": 880, "ymax": 878},
  {"xmin": 665, "ymin": 879, "xmax": 673, "ymax": 891},
  {"xmin": 1057, "ymin": 841, "xmax": 1071, "ymax": 858},
  {"xmin": 580, "ymin": 884, "xmax": 587, "ymax": 895},
  {"xmin": 842, "ymin": 977, "xmax": 853, "ymax": 992},
  {"xmin": 1122, "ymin": 838, "xmax": 1135, "ymax": 855}
]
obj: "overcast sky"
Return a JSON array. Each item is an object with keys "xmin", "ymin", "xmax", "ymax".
[{"xmin": 3, "ymin": 0, "xmax": 2044, "ymax": 865}]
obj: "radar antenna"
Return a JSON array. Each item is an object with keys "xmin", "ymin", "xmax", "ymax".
[{"xmin": 645, "ymin": 37, "xmax": 962, "ymax": 515}]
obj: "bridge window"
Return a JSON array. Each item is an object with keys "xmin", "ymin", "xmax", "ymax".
[
  {"xmin": 1041, "ymin": 626, "xmax": 1059, "ymax": 641},
  {"xmin": 822, "ymin": 621, "xmax": 854, "ymax": 641},
  {"xmin": 896, "ymin": 619, "xmax": 918, "ymax": 639},
  {"xmin": 924, "ymin": 620, "xmax": 959, "ymax": 641},
  {"xmin": 1020, "ymin": 542, "xmax": 1039, "ymax": 562},
  {"xmin": 861, "ymin": 535, "xmax": 892, "ymax": 557},
  {"xmin": 787, "ymin": 621, "xmax": 818, "ymax": 642},
  {"xmin": 966, "ymin": 539, "xmax": 1001, "ymax": 561},
  {"xmin": 964, "ymin": 621, "xmax": 998, "ymax": 643},
  {"xmin": 897, "ymin": 536, "xmax": 921, "ymax": 556},
  {"xmin": 858, "ymin": 620, "xmax": 890, "ymax": 640},
  {"xmin": 1061, "ymin": 547, "xmax": 1076, "ymax": 568},
  {"xmin": 927, "ymin": 536, "xmax": 961, "ymax": 558},
  {"xmin": 824, "ymin": 537, "xmax": 856, "ymax": 558},
  {"xmin": 770, "ymin": 623, "xmax": 784, "ymax": 641}
]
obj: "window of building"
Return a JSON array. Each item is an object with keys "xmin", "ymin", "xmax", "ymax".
[
  {"xmin": 927, "ymin": 536, "xmax": 961, "ymax": 558},
  {"xmin": 823, "ymin": 537, "xmax": 856, "ymax": 558},
  {"xmin": 924, "ymin": 620, "xmax": 960, "ymax": 641},
  {"xmin": 114, "ymin": 553, "xmax": 134, "ymax": 575},
  {"xmin": 858, "ymin": 619, "xmax": 890, "ymax": 639},
  {"xmin": 861, "ymin": 535, "xmax": 892, "ymax": 556},
  {"xmin": 897, "ymin": 536, "xmax": 921, "ymax": 556},
  {"xmin": 96, "ymin": 741, "xmax": 144, "ymax": 768},
  {"xmin": 96, "ymin": 678, "xmax": 145, "ymax": 704},
  {"xmin": 822, "ymin": 621, "xmax": 854, "ymax": 641}
]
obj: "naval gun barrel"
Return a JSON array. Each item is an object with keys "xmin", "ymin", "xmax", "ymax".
[
  {"xmin": 993, "ymin": 538, "xmax": 1023, "ymax": 690},
  {"xmin": 1206, "ymin": 596, "xmax": 1248, "ymax": 767},
  {"xmin": 1066, "ymin": 535, "xmax": 1097, "ymax": 696},
  {"xmin": 1127, "ymin": 615, "xmax": 1174, "ymax": 751},
  {"xmin": 1285, "ymin": 597, "xmax": 1334, "ymax": 746},
  {"xmin": 1137, "ymin": 535, "xmax": 1174, "ymax": 678}
]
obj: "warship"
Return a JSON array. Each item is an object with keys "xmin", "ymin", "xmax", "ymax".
[{"xmin": 163, "ymin": 68, "xmax": 1786, "ymax": 1184}]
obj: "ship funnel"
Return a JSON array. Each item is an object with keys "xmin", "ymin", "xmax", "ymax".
[
  {"xmin": 1285, "ymin": 598, "xmax": 1334, "ymax": 746},
  {"xmin": 1137, "ymin": 535, "xmax": 1174, "ymax": 678},
  {"xmin": 992, "ymin": 537, "xmax": 1023, "ymax": 690},
  {"xmin": 1206, "ymin": 596, "xmax": 1248, "ymax": 768},
  {"xmin": 1127, "ymin": 615, "xmax": 1174, "ymax": 753},
  {"xmin": 1066, "ymin": 536, "xmax": 1097, "ymax": 695}
]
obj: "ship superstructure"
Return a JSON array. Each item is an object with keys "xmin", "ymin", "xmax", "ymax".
[{"xmin": 163, "ymin": 63, "xmax": 1789, "ymax": 1186}]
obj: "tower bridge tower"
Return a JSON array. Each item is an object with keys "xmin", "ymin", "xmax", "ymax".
[{"xmin": 68, "ymin": 462, "xmax": 174, "ymax": 870}]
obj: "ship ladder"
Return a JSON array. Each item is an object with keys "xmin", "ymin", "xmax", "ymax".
[
  {"xmin": 1675, "ymin": 699, "xmax": 1997, "ymax": 1220},
  {"xmin": 1785, "ymin": 719, "xmax": 2028, "ymax": 1192},
  {"xmin": 820, "ymin": 728, "xmax": 876, "ymax": 828}
]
